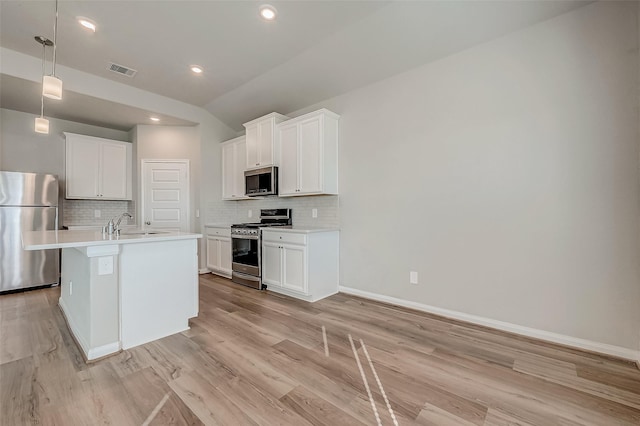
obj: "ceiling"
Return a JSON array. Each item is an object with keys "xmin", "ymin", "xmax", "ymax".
[
  {"xmin": 0, "ymin": 1, "xmax": 590, "ymax": 131},
  {"xmin": 0, "ymin": 75, "xmax": 195, "ymax": 131}
]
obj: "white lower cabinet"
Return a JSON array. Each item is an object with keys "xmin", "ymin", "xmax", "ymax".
[
  {"xmin": 205, "ymin": 226, "xmax": 231, "ymax": 278},
  {"xmin": 262, "ymin": 229, "xmax": 339, "ymax": 302},
  {"xmin": 262, "ymin": 242, "xmax": 283, "ymax": 287}
]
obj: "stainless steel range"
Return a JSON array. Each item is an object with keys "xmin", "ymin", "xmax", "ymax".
[{"xmin": 231, "ymin": 209, "xmax": 291, "ymax": 289}]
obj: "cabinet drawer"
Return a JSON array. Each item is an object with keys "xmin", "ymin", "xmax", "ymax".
[
  {"xmin": 205, "ymin": 227, "xmax": 231, "ymax": 238},
  {"xmin": 263, "ymin": 231, "xmax": 306, "ymax": 245}
]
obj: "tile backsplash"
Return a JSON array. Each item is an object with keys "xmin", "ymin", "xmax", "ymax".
[
  {"xmin": 63, "ymin": 199, "xmax": 135, "ymax": 226},
  {"xmin": 205, "ymin": 195, "xmax": 339, "ymax": 228},
  {"xmin": 65, "ymin": 196, "xmax": 338, "ymax": 228}
]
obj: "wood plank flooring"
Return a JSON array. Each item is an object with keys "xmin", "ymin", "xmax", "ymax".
[{"xmin": 1, "ymin": 274, "xmax": 639, "ymax": 425}]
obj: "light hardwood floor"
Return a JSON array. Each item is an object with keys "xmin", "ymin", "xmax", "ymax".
[{"xmin": 1, "ymin": 274, "xmax": 639, "ymax": 425}]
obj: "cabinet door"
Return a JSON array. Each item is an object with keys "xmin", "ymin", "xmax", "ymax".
[
  {"xmin": 219, "ymin": 237, "xmax": 232, "ymax": 275},
  {"xmin": 246, "ymin": 124, "xmax": 259, "ymax": 169},
  {"xmin": 282, "ymin": 244, "xmax": 307, "ymax": 294},
  {"xmin": 206, "ymin": 237, "xmax": 220, "ymax": 271},
  {"xmin": 100, "ymin": 142, "xmax": 129, "ymax": 199},
  {"xmin": 257, "ymin": 119, "xmax": 274, "ymax": 166},
  {"xmin": 66, "ymin": 137, "xmax": 100, "ymax": 198},
  {"xmin": 221, "ymin": 143, "xmax": 235, "ymax": 199},
  {"xmin": 279, "ymin": 125, "xmax": 299, "ymax": 196},
  {"xmin": 262, "ymin": 242, "xmax": 282, "ymax": 287},
  {"xmin": 234, "ymin": 139, "xmax": 247, "ymax": 197},
  {"xmin": 298, "ymin": 117, "xmax": 322, "ymax": 194}
]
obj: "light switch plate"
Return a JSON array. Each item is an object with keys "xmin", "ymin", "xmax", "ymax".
[{"xmin": 410, "ymin": 271, "xmax": 418, "ymax": 284}]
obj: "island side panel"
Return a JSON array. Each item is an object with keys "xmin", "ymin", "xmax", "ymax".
[
  {"xmin": 119, "ymin": 238, "xmax": 199, "ymax": 349},
  {"xmin": 60, "ymin": 246, "xmax": 121, "ymax": 359},
  {"xmin": 60, "ymin": 248, "xmax": 92, "ymax": 353},
  {"xmin": 89, "ymin": 253, "xmax": 120, "ymax": 354}
]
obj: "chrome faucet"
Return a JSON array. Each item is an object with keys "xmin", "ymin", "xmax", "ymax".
[
  {"xmin": 114, "ymin": 212, "xmax": 133, "ymax": 233},
  {"xmin": 105, "ymin": 212, "xmax": 132, "ymax": 235}
]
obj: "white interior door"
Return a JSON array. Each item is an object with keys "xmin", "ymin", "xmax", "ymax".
[{"xmin": 142, "ymin": 160, "xmax": 189, "ymax": 232}]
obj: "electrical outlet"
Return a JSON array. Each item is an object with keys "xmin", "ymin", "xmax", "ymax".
[
  {"xmin": 69, "ymin": 281, "xmax": 73, "ymax": 295},
  {"xmin": 94, "ymin": 209, "xmax": 101, "ymax": 218},
  {"xmin": 312, "ymin": 208, "xmax": 318, "ymax": 218},
  {"xmin": 98, "ymin": 256, "xmax": 114, "ymax": 275},
  {"xmin": 410, "ymin": 271, "xmax": 418, "ymax": 285},
  {"xmin": 248, "ymin": 210, "xmax": 253, "ymax": 218}
]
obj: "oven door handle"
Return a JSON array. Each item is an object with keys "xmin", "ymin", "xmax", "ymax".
[{"xmin": 232, "ymin": 234, "xmax": 259, "ymax": 240}]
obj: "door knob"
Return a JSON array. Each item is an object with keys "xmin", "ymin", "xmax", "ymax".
[{"xmin": 145, "ymin": 221, "xmax": 151, "ymax": 225}]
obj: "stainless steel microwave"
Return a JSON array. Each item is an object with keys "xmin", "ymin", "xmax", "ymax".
[{"xmin": 245, "ymin": 166, "xmax": 278, "ymax": 197}]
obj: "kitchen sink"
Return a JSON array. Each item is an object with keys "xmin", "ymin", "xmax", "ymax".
[{"xmin": 121, "ymin": 230, "xmax": 169, "ymax": 236}]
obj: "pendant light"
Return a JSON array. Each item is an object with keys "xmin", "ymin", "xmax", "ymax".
[
  {"xmin": 35, "ymin": 36, "xmax": 53, "ymax": 134},
  {"xmin": 43, "ymin": 0, "xmax": 62, "ymax": 100}
]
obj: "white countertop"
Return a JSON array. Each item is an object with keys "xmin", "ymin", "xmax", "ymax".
[
  {"xmin": 261, "ymin": 227, "xmax": 339, "ymax": 234},
  {"xmin": 23, "ymin": 229, "xmax": 202, "ymax": 250}
]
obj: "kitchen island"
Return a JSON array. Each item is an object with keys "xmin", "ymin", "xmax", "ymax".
[{"xmin": 22, "ymin": 229, "xmax": 202, "ymax": 361}]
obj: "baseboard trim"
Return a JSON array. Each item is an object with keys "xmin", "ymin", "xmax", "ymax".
[
  {"xmin": 338, "ymin": 286, "xmax": 640, "ymax": 362},
  {"xmin": 59, "ymin": 297, "xmax": 90, "ymax": 357},
  {"xmin": 121, "ymin": 324, "xmax": 190, "ymax": 350},
  {"xmin": 198, "ymin": 268, "xmax": 210, "ymax": 275},
  {"xmin": 59, "ymin": 297, "xmax": 120, "ymax": 361},
  {"xmin": 87, "ymin": 342, "xmax": 121, "ymax": 361}
]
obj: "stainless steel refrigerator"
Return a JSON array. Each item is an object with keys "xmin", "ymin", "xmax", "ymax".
[{"xmin": 0, "ymin": 171, "xmax": 59, "ymax": 293}]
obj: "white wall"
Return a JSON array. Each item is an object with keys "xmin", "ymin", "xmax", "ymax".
[
  {"xmin": 287, "ymin": 1, "xmax": 640, "ymax": 353},
  {"xmin": 1, "ymin": 108, "xmax": 129, "ymax": 174},
  {"xmin": 135, "ymin": 125, "xmax": 200, "ymax": 229},
  {"xmin": 1, "ymin": 43, "xmax": 236, "ymax": 236},
  {"xmin": 0, "ymin": 108, "xmax": 130, "ymax": 225},
  {"xmin": 136, "ymin": 123, "xmax": 236, "ymax": 267}
]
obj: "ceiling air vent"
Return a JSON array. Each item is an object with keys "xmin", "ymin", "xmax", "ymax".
[{"xmin": 107, "ymin": 62, "xmax": 137, "ymax": 78}]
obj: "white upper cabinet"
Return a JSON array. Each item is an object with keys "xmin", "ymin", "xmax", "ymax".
[
  {"xmin": 64, "ymin": 132, "xmax": 132, "ymax": 200},
  {"xmin": 221, "ymin": 136, "xmax": 249, "ymax": 200},
  {"xmin": 277, "ymin": 109, "xmax": 339, "ymax": 197},
  {"xmin": 243, "ymin": 112, "xmax": 289, "ymax": 170}
]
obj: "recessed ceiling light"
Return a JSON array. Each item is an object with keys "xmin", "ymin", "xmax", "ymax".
[
  {"xmin": 259, "ymin": 4, "xmax": 277, "ymax": 21},
  {"xmin": 190, "ymin": 65, "xmax": 203, "ymax": 74},
  {"xmin": 150, "ymin": 117, "xmax": 160, "ymax": 122},
  {"xmin": 77, "ymin": 17, "xmax": 96, "ymax": 32}
]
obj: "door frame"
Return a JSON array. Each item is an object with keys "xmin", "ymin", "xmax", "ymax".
[{"xmin": 140, "ymin": 159, "xmax": 191, "ymax": 232}]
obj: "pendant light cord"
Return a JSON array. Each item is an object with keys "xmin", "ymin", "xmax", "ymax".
[
  {"xmin": 40, "ymin": 42, "xmax": 46, "ymax": 117},
  {"xmin": 52, "ymin": 0, "xmax": 58, "ymax": 77}
]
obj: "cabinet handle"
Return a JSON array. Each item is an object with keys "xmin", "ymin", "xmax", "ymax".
[{"xmin": 256, "ymin": 163, "xmax": 260, "ymax": 166}]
